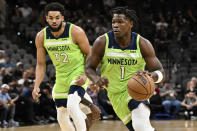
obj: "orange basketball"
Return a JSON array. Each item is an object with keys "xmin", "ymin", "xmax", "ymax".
[{"xmin": 127, "ymin": 73, "xmax": 155, "ymax": 101}]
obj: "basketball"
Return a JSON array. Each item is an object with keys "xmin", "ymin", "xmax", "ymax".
[{"xmin": 127, "ymin": 73, "xmax": 155, "ymax": 101}]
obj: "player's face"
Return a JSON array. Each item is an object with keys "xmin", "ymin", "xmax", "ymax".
[
  {"xmin": 112, "ymin": 14, "xmax": 133, "ymax": 38},
  {"xmin": 46, "ymin": 11, "xmax": 64, "ymax": 32}
]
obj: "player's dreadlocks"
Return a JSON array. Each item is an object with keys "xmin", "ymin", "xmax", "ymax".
[{"xmin": 111, "ymin": 6, "xmax": 139, "ymax": 31}]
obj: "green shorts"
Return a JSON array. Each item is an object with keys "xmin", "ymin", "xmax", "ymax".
[
  {"xmin": 108, "ymin": 89, "xmax": 132, "ymax": 125},
  {"xmin": 52, "ymin": 69, "xmax": 89, "ymax": 99},
  {"xmin": 108, "ymin": 89, "xmax": 150, "ymax": 125}
]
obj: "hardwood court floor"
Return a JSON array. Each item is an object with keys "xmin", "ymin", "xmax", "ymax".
[{"xmin": 1, "ymin": 120, "xmax": 197, "ymax": 131}]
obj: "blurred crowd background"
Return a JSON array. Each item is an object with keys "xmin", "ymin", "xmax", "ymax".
[{"xmin": 0, "ymin": 0, "xmax": 197, "ymax": 128}]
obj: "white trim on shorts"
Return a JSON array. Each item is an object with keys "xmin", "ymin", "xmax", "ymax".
[
  {"xmin": 122, "ymin": 113, "xmax": 131, "ymax": 123},
  {"xmin": 52, "ymin": 84, "xmax": 68, "ymax": 99}
]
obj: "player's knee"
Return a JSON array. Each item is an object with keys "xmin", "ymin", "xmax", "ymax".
[
  {"xmin": 132, "ymin": 103, "xmax": 150, "ymax": 118},
  {"xmin": 67, "ymin": 92, "xmax": 81, "ymax": 110},
  {"xmin": 132, "ymin": 103, "xmax": 154, "ymax": 131},
  {"xmin": 57, "ymin": 106, "xmax": 69, "ymax": 115},
  {"xmin": 57, "ymin": 107, "xmax": 70, "ymax": 123}
]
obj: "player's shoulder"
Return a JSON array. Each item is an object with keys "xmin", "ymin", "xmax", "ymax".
[
  {"xmin": 94, "ymin": 34, "xmax": 106, "ymax": 45},
  {"xmin": 91, "ymin": 34, "xmax": 106, "ymax": 57},
  {"xmin": 71, "ymin": 24, "xmax": 85, "ymax": 34},
  {"xmin": 70, "ymin": 24, "xmax": 87, "ymax": 43},
  {"xmin": 139, "ymin": 35, "xmax": 152, "ymax": 46},
  {"xmin": 35, "ymin": 29, "xmax": 44, "ymax": 46},
  {"xmin": 36, "ymin": 29, "xmax": 44, "ymax": 39},
  {"xmin": 139, "ymin": 35, "xmax": 155, "ymax": 57}
]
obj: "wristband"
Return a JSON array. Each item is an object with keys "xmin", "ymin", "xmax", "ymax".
[{"xmin": 154, "ymin": 70, "xmax": 163, "ymax": 83}]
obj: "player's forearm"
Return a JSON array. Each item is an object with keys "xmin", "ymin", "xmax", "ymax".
[
  {"xmin": 35, "ymin": 64, "xmax": 46, "ymax": 88},
  {"xmin": 81, "ymin": 97, "xmax": 93, "ymax": 107},
  {"xmin": 85, "ymin": 67, "xmax": 100, "ymax": 84}
]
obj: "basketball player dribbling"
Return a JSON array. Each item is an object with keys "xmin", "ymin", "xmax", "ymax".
[
  {"xmin": 86, "ymin": 7, "xmax": 165, "ymax": 131},
  {"xmin": 32, "ymin": 2, "xmax": 100, "ymax": 131}
]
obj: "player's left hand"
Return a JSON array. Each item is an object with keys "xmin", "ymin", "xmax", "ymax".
[
  {"xmin": 75, "ymin": 74, "xmax": 87, "ymax": 86},
  {"xmin": 89, "ymin": 104, "xmax": 101, "ymax": 120},
  {"xmin": 95, "ymin": 77, "xmax": 109, "ymax": 88},
  {"xmin": 89, "ymin": 83, "xmax": 100, "ymax": 93}
]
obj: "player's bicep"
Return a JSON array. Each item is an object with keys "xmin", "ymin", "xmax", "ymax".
[
  {"xmin": 88, "ymin": 47, "xmax": 101, "ymax": 68},
  {"xmin": 72, "ymin": 26, "xmax": 90, "ymax": 57},
  {"xmin": 139, "ymin": 37, "xmax": 163, "ymax": 72},
  {"xmin": 86, "ymin": 36, "xmax": 106, "ymax": 69},
  {"xmin": 77, "ymin": 31, "xmax": 90, "ymax": 56},
  {"xmin": 35, "ymin": 32, "xmax": 46, "ymax": 65}
]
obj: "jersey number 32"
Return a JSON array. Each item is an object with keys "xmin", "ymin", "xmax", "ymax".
[{"xmin": 53, "ymin": 53, "xmax": 68, "ymax": 63}]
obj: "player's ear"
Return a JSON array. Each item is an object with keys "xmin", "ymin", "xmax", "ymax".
[
  {"xmin": 62, "ymin": 16, "xmax": 64, "ymax": 21},
  {"xmin": 129, "ymin": 20, "xmax": 133, "ymax": 29},
  {"xmin": 46, "ymin": 16, "xmax": 49, "ymax": 22}
]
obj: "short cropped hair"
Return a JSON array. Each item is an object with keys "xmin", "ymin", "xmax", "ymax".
[{"xmin": 44, "ymin": 2, "xmax": 65, "ymax": 16}]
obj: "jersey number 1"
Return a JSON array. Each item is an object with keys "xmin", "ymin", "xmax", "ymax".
[{"xmin": 120, "ymin": 66, "xmax": 125, "ymax": 79}]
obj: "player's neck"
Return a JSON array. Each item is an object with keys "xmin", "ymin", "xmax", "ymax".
[
  {"xmin": 115, "ymin": 32, "xmax": 131, "ymax": 48},
  {"xmin": 51, "ymin": 23, "xmax": 65, "ymax": 38}
]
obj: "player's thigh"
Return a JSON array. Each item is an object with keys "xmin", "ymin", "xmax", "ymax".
[{"xmin": 108, "ymin": 91, "xmax": 131, "ymax": 124}]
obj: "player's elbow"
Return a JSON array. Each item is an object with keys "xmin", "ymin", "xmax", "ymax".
[{"xmin": 36, "ymin": 62, "xmax": 46, "ymax": 72}]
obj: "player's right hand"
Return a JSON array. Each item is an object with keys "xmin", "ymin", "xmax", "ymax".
[
  {"xmin": 95, "ymin": 77, "xmax": 109, "ymax": 88},
  {"xmin": 32, "ymin": 87, "xmax": 41, "ymax": 100},
  {"xmin": 75, "ymin": 74, "xmax": 87, "ymax": 86}
]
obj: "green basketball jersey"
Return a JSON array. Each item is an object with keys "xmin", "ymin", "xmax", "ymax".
[
  {"xmin": 43, "ymin": 23, "xmax": 86, "ymax": 99},
  {"xmin": 101, "ymin": 31, "xmax": 146, "ymax": 94}
]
